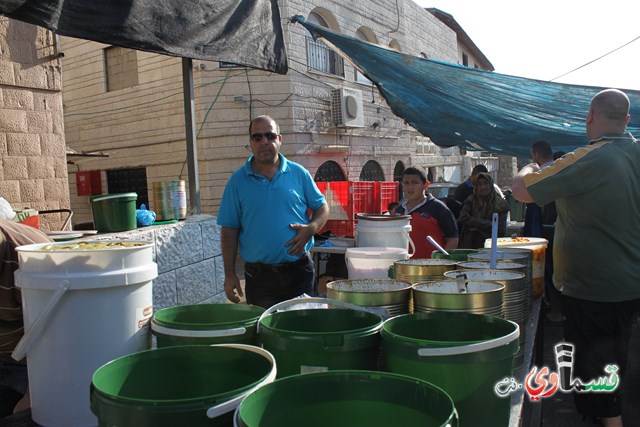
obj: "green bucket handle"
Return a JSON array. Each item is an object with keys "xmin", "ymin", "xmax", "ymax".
[
  {"xmin": 416, "ymin": 320, "xmax": 520, "ymax": 357},
  {"xmin": 150, "ymin": 321, "xmax": 246, "ymax": 338},
  {"xmin": 205, "ymin": 344, "xmax": 277, "ymax": 419},
  {"xmin": 257, "ymin": 297, "xmax": 380, "ymax": 335}
]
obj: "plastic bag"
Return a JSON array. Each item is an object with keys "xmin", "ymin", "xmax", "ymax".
[
  {"xmin": 136, "ymin": 204, "xmax": 156, "ymax": 227},
  {"xmin": 0, "ymin": 197, "xmax": 16, "ymax": 220}
]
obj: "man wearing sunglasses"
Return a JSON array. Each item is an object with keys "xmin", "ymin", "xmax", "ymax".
[{"xmin": 218, "ymin": 115, "xmax": 329, "ymax": 308}]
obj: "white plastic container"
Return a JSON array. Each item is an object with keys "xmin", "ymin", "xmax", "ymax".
[
  {"xmin": 355, "ymin": 214, "xmax": 415, "ymax": 256},
  {"xmin": 13, "ymin": 241, "xmax": 157, "ymax": 427},
  {"xmin": 484, "ymin": 237, "xmax": 548, "ymax": 296},
  {"xmin": 345, "ymin": 247, "xmax": 409, "ymax": 279}
]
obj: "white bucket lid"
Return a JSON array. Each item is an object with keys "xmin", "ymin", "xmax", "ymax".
[{"xmin": 346, "ymin": 247, "xmax": 408, "ymax": 259}]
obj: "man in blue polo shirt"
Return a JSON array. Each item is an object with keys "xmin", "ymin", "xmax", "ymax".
[{"xmin": 218, "ymin": 115, "xmax": 329, "ymax": 308}]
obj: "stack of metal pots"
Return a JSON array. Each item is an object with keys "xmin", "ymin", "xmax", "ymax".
[
  {"xmin": 469, "ymin": 250, "xmax": 533, "ymax": 308},
  {"xmin": 445, "ymin": 269, "xmax": 527, "ymax": 367}
]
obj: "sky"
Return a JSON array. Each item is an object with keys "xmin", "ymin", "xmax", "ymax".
[{"xmin": 413, "ymin": 0, "xmax": 640, "ymax": 91}]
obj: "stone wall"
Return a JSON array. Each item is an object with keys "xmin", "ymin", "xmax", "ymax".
[
  {"xmin": 87, "ymin": 215, "xmax": 225, "ymax": 311},
  {"xmin": 0, "ymin": 19, "xmax": 69, "ymax": 230}
]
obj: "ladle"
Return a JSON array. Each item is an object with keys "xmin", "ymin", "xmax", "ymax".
[{"xmin": 427, "ymin": 235, "xmax": 449, "ymax": 256}]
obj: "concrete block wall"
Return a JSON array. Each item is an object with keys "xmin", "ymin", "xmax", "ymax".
[
  {"xmin": 0, "ymin": 19, "xmax": 70, "ymax": 230},
  {"xmin": 87, "ymin": 214, "xmax": 226, "ymax": 311}
]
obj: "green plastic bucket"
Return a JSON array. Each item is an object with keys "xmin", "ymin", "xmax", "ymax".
[
  {"xmin": 382, "ymin": 312, "xmax": 519, "ymax": 427},
  {"xmin": 90, "ymin": 192, "xmax": 137, "ymax": 232},
  {"xmin": 258, "ymin": 298, "xmax": 383, "ymax": 378},
  {"xmin": 431, "ymin": 249, "xmax": 478, "ymax": 261},
  {"xmin": 151, "ymin": 304, "xmax": 265, "ymax": 347},
  {"xmin": 235, "ymin": 370, "xmax": 458, "ymax": 427},
  {"xmin": 90, "ymin": 344, "xmax": 276, "ymax": 427}
]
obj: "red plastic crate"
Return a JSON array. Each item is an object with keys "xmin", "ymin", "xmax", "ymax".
[
  {"xmin": 318, "ymin": 219, "xmax": 355, "ymax": 237},
  {"xmin": 316, "ymin": 181, "xmax": 393, "ymax": 236},
  {"xmin": 376, "ymin": 181, "xmax": 400, "ymax": 213},
  {"xmin": 350, "ymin": 181, "xmax": 376, "ymax": 216},
  {"xmin": 318, "ymin": 181, "xmax": 350, "ymax": 220}
]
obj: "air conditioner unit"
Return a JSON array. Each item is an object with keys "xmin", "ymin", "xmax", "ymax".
[{"xmin": 330, "ymin": 87, "xmax": 365, "ymax": 128}]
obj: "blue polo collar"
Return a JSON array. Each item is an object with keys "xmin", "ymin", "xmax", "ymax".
[{"xmin": 244, "ymin": 153, "xmax": 290, "ymax": 177}]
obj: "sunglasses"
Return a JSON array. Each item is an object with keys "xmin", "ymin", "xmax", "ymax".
[{"xmin": 251, "ymin": 132, "xmax": 279, "ymax": 142}]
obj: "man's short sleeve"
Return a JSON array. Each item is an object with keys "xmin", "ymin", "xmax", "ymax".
[{"xmin": 217, "ymin": 173, "xmax": 242, "ymax": 228}]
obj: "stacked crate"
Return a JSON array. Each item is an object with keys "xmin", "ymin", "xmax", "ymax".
[{"xmin": 317, "ymin": 181, "xmax": 399, "ymax": 237}]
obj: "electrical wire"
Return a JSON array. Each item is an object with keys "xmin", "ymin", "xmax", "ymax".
[
  {"xmin": 65, "ymin": 70, "xmax": 247, "ymax": 117},
  {"xmin": 550, "ymin": 34, "xmax": 640, "ymax": 82}
]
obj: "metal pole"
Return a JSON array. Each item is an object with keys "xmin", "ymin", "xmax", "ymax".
[{"xmin": 181, "ymin": 57, "xmax": 201, "ymax": 214}]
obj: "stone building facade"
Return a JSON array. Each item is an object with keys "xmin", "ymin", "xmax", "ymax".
[
  {"xmin": 0, "ymin": 19, "xmax": 69, "ymax": 230},
  {"xmin": 58, "ymin": 1, "xmax": 506, "ymax": 226}
]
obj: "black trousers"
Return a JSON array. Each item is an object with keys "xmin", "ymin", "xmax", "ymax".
[
  {"xmin": 562, "ymin": 295, "xmax": 640, "ymax": 417},
  {"xmin": 244, "ymin": 254, "xmax": 315, "ymax": 309}
]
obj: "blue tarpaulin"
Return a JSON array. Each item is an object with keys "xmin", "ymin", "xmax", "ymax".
[{"xmin": 293, "ymin": 15, "xmax": 640, "ymax": 159}]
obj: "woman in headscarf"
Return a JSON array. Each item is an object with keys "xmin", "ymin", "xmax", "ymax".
[{"xmin": 458, "ymin": 172, "xmax": 510, "ymax": 249}]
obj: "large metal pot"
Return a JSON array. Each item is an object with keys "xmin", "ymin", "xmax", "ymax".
[
  {"xmin": 394, "ymin": 259, "xmax": 459, "ymax": 283},
  {"xmin": 326, "ymin": 279, "xmax": 413, "ymax": 318},
  {"xmin": 412, "ymin": 280, "xmax": 504, "ymax": 317}
]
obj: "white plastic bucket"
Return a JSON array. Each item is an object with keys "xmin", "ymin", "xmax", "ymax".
[
  {"xmin": 13, "ymin": 240, "xmax": 157, "ymax": 427},
  {"xmin": 345, "ymin": 247, "xmax": 409, "ymax": 279},
  {"xmin": 355, "ymin": 214, "xmax": 415, "ymax": 256}
]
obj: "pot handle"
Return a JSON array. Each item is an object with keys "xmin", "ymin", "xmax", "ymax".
[
  {"xmin": 256, "ymin": 297, "xmax": 376, "ymax": 335},
  {"xmin": 206, "ymin": 344, "xmax": 277, "ymax": 419},
  {"xmin": 449, "ymin": 408, "xmax": 460, "ymax": 427},
  {"xmin": 403, "ymin": 225, "xmax": 415, "ymax": 257},
  {"xmin": 12, "ymin": 280, "xmax": 70, "ymax": 361},
  {"xmin": 416, "ymin": 322, "xmax": 519, "ymax": 357}
]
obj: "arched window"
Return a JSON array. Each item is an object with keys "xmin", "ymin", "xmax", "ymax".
[
  {"xmin": 394, "ymin": 161, "xmax": 405, "ymax": 200},
  {"xmin": 359, "ymin": 160, "xmax": 385, "ymax": 181},
  {"xmin": 393, "ymin": 161, "xmax": 405, "ymax": 182},
  {"xmin": 354, "ymin": 28, "xmax": 375, "ymax": 84},
  {"xmin": 315, "ymin": 161, "xmax": 347, "ymax": 182},
  {"xmin": 306, "ymin": 12, "xmax": 344, "ymax": 77},
  {"xmin": 388, "ymin": 40, "xmax": 402, "ymax": 52}
]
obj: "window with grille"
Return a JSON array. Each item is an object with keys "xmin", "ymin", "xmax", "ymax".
[
  {"xmin": 306, "ymin": 37, "xmax": 344, "ymax": 76},
  {"xmin": 104, "ymin": 46, "xmax": 139, "ymax": 92},
  {"xmin": 394, "ymin": 161, "xmax": 405, "ymax": 201},
  {"xmin": 359, "ymin": 160, "xmax": 385, "ymax": 181},
  {"xmin": 106, "ymin": 168, "xmax": 148, "ymax": 208},
  {"xmin": 305, "ymin": 12, "xmax": 344, "ymax": 77},
  {"xmin": 315, "ymin": 161, "xmax": 346, "ymax": 182}
]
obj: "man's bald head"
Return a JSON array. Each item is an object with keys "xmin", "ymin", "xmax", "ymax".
[{"xmin": 587, "ymin": 89, "xmax": 630, "ymax": 139}]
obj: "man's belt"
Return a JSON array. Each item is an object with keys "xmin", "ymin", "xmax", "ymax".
[{"xmin": 245, "ymin": 253, "xmax": 310, "ymax": 273}]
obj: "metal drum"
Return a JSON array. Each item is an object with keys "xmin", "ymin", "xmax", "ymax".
[
  {"xmin": 412, "ymin": 280, "xmax": 504, "ymax": 318},
  {"xmin": 326, "ymin": 279, "xmax": 413, "ymax": 319},
  {"xmin": 470, "ymin": 250, "xmax": 533, "ymax": 307},
  {"xmin": 153, "ymin": 180, "xmax": 187, "ymax": 221},
  {"xmin": 444, "ymin": 269, "xmax": 527, "ymax": 368},
  {"xmin": 394, "ymin": 259, "xmax": 459, "ymax": 313},
  {"xmin": 394, "ymin": 259, "xmax": 459, "ymax": 283}
]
